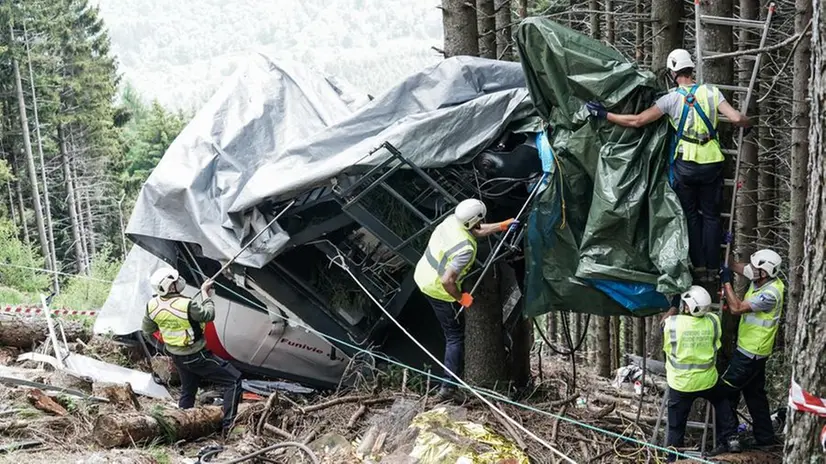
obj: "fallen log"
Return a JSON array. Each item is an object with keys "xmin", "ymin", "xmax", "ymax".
[
  {"xmin": 92, "ymin": 405, "xmax": 223, "ymax": 448},
  {"xmin": 0, "ymin": 316, "xmax": 90, "ymax": 349},
  {"xmin": 674, "ymin": 449, "xmax": 781, "ymax": 464}
]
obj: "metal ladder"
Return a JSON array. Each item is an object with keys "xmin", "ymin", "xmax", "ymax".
[{"xmin": 647, "ymin": 3, "xmax": 777, "ymax": 460}]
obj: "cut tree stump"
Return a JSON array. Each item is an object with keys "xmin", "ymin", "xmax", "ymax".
[
  {"xmin": 93, "ymin": 406, "xmax": 223, "ymax": 448},
  {"xmin": 0, "ymin": 316, "xmax": 90, "ymax": 349},
  {"xmin": 93, "ymin": 382, "xmax": 142, "ymax": 411}
]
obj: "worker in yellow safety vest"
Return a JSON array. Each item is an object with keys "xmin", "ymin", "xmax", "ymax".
[
  {"xmin": 413, "ymin": 199, "xmax": 515, "ymax": 400},
  {"xmin": 585, "ymin": 49, "xmax": 751, "ymax": 284},
  {"xmin": 718, "ymin": 249, "xmax": 784, "ymax": 447},
  {"xmin": 662, "ymin": 285, "xmax": 741, "ymax": 461},
  {"xmin": 142, "ymin": 267, "xmax": 242, "ymax": 437}
]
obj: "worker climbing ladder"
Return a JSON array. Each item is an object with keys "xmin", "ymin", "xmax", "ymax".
[{"xmin": 648, "ymin": 2, "xmax": 776, "ymax": 460}]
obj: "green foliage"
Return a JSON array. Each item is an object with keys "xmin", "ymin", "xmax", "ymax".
[
  {"xmin": 0, "ymin": 220, "xmax": 50, "ymax": 293},
  {"xmin": 119, "ymin": 96, "xmax": 187, "ymax": 197},
  {"xmin": 0, "ymin": 285, "xmax": 35, "ymax": 304},
  {"xmin": 53, "ymin": 246, "xmax": 121, "ymax": 309}
]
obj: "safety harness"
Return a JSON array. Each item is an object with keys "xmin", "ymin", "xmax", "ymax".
[{"xmin": 668, "ymin": 84, "xmax": 718, "ymax": 185}]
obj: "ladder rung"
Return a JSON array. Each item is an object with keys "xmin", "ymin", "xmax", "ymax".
[
  {"xmin": 687, "ymin": 420, "xmax": 713, "ymax": 430},
  {"xmin": 724, "ymin": 178, "xmax": 735, "ymax": 187},
  {"xmin": 721, "ymin": 149, "xmax": 738, "ymax": 156},
  {"xmin": 721, "ymin": 212, "xmax": 731, "ymax": 219},
  {"xmin": 700, "ymin": 15, "xmax": 766, "ymax": 29},
  {"xmin": 716, "ymin": 84, "xmax": 749, "ymax": 93}
]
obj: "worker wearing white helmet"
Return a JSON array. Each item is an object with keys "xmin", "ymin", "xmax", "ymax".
[
  {"xmin": 413, "ymin": 199, "xmax": 516, "ymax": 400},
  {"xmin": 585, "ymin": 49, "xmax": 751, "ymax": 284},
  {"xmin": 662, "ymin": 286, "xmax": 741, "ymax": 460},
  {"xmin": 718, "ymin": 249, "xmax": 785, "ymax": 447},
  {"xmin": 141, "ymin": 267, "xmax": 242, "ymax": 437}
]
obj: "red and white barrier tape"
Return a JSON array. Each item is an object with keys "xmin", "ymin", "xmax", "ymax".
[
  {"xmin": 789, "ymin": 378, "xmax": 826, "ymax": 452},
  {"xmin": 0, "ymin": 305, "xmax": 97, "ymax": 317}
]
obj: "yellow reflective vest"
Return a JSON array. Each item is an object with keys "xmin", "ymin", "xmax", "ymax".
[
  {"xmin": 663, "ymin": 313, "xmax": 721, "ymax": 392},
  {"xmin": 669, "ymin": 84, "xmax": 724, "ymax": 164},
  {"xmin": 737, "ymin": 278, "xmax": 784, "ymax": 359},
  {"xmin": 146, "ymin": 295, "xmax": 201, "ymax": 348},
  {"xmin": 413, "ymin": 215, "xmax": 477, "ymax": 302}
]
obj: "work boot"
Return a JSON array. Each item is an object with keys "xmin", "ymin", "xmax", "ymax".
[
  {"xmin": 727, "ymin": 437, "xmax": 742, "ymax": 453},
  {"xmin": 436, "ymin": 386, "xmax": 456, "ymax": 401},
  {"xmin": 707, "ymin": 437, "xmax": 742, "ymax": 457}
]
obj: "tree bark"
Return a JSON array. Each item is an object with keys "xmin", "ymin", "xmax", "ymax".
[
  {"xmin": 635, "ymin": 0, "xmax": 645, "ymax": 63},
  {"xmin": 509, "ymin": 316, "xmax": 532, "ymax": 388},
  {"xmin": 24, "ymin": 23, "xmax": 58, "ymax": 292},
  {"xmin": 59, "ymin": 124, "xmax": 86, "ymax": 275},
  {"xmin": 651, "ymin": 0, "xmax": 684, "ymax": 72},
  {"xmin": 9, "ymin": 150, "xmax": 30, "ymax": 246},
  {"xmin": 11, "ymin": 24, "xmax": 50, "ymax": 273},
  {"xmin": 604, "ymin": 0, "xmax": 615, "ymax": 44},
  {"xmin": 495, "ymin": 0, "xmax": 512, "ymax": 60},
  {"xmin": 596, "ymin": 316, "xmax": 611, "ymax": 377},
  {"xmin": 464, "ymin": 264, "xmax": 507, "ymax": 388},
  {"xmin": 84, "ymin": 187, "xmax": 96, "ymax": 258},
  {"xmin": 547, "ymin": 311, "xmax": 557, "ymax": 346},
  {"xmin": 634, "ymin": 317, "xmax": 645, "ymax": 356},
  {"xmin": 0, "ymin": 315, "xmax": 91, "ymax": 349},
  {"xmin": 647, "ymin": 316, "xmax": 664, "ymax": 361},
  {"xmin": 786, "ymin": 0, "xmax": 813, "ymax": 350},
  {"xmin": 93, "ymin": 406, "xmax": 223, "ymax": 448},
  {"xmin": 589, "ymin": 0, "xmax": 600, "ymax": 39},
  {"xmin": 477, "ymin": 0, "xmax": 496, "ymax": 59},
  {"xmin": 442, "ymin": 0, "xmax": 480, "ymax": 57},
  {"xmin": 784, "ymin": 0, "xmax": 826, "ymax": 457},
  {"xmin": 734, "ymin": 0, "xmax": 759, "ymax": 267}
]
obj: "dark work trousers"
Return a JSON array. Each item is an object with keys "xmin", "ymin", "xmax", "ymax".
[
  {"xmin": 171, "ymin": 350, "xmax": 243, "ymax": 431},
  {"xmin": 426, "ymin": 296, "xmax": 464, "ymax": 387},
  {"xmin": 716, "ymin": 350, "xmax": 774, "ymax": 444},
  {"xmin": 672, "ymin": 160, "xmax": 724, "ymax": 271},
  {"xmin": 666, "ymin": 385, "xmax": 737, "ymax": 462}
]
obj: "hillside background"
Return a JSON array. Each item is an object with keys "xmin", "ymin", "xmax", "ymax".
[{"xmin": 94, "ymin": 0, "xmax": 445, "ymax": 110}]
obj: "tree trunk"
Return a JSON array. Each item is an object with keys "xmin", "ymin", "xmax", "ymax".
[
  {"xmin": 509, "ymin": 316, "xmax": 532, "ymax": 388},
  {"xmin": 634, "ymin": 318, "xmax": 645, "ymax": 356},
  {"xmin": 464, "ymin": 265, "xmax": 507, "ymax": 388},
  {"xmin": 651, "ymin": 0, "xmax": 683, "ymax": 72},
  {"xmin": 25, "ymin": 25, "xmax": 58, "ymax": 292},
  {"xmin": 69, "ymin": 145, "xmax": 90, "ymax": 270},
  {"xmin": 9, "ymin": 150, "xmax": 30, "ymax": 246},
  {"xmin": 611, "ymin": 316, "xmax": 621, "ymax": 372},
  {"xmin": 783, "ymin": 1, "xmax": 826, "ymax": 455},
  {"xmin": 635, "ymin": 0, "xmax": 645, "ymax": 63},
  {"xmin": 442, "ymin": 0, "xmax": 480, "ymax": 57},
  {"xmin": 547, "ymin": 311, "xmax": 557, "ymax": 346},
  {"xmin": 647, "ymin": 316, "xmax": 664, "ymax": 361},
  {"xmin": 59, "ymin": 124, "xmax": 86, "ymax": 275},
  {"xmin": 84, "ymin": 188, "xmax": 96, "ymax": 258},
  {"xmin": 786, "ymin": 0, "xmax": 813, "ymax": 350},
  {"xmin": 0, "ymin": 315, "xmax": 91, "ymax": 349},
  {"xmin": 517, "ymin": 0, "xmax": 528, "ymax": 19},
  {"xmin": 734, "ymin": 0, "xmax": 759, "ymax": 266},
  {"xmin": 11, "ymin": 24, "xmax": 50, "ymax": 273},
  {"xmin": 589, "ymin": 0, "xmax": 600, "ymax": 39},
  {"xmin": 93, "ymin": 406, "xmax": 223, "ymax": 448},
  {"xmin": 596, "ymin": 316, "xmax": 611, "ymax": 377},
  {"xmin": 477, "ymin": 0, "xmax": 496, "ymax": 59},
  {"xmin": 700, "ymin": 0, "xmax": 735, "ymax": 353},
  {"xmin": 6, "ymin": 181, "xmax": 17, "ymax": 229},
  {"xmin": 623, "ymin": 317, "xmax": 633, "ymax": 358},
  {"xmin": 604, "ymin": 0, "xmax": 614, "ymax": 43},
  {"xmin": 495, "ymin": 0, "xmax": 512, "ymax": 60}
]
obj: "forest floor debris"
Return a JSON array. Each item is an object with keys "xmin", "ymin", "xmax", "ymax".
[{"xmin": 0, "ymin": 334, "xmax": 785, "ymax": 463}]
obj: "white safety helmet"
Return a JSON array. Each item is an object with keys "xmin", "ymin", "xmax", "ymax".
[
  {"xmin": 749, "ymin": 249, "xmax": 782, "ymax": 278},
  {"xmin": 150, "ymin": 267, "xmax": 185, "ymax": 297},
  {"xmin": 666, "ymin": 49, "xmax": 695, "ymax": 72},
  {"xmin": 681, "ymin": 285, "xmax": 712, "ymax": 317},
  {"xmin": 455, "ymin": 199, "xmax": 487, "ymax": 229}
]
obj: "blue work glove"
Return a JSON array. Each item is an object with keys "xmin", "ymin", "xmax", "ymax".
[
  {"xmin": 720, "ymin": 266, "xmax": 733, "ymax": 285},
  {"xmin": 586, "ymin": 101, "xmax": 607, "ymax": 119}
]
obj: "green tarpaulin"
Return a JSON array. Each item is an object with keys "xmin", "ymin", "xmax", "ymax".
[{"xmin": 516, "ymin": 18, "xmax": 692, "ymax": 318}]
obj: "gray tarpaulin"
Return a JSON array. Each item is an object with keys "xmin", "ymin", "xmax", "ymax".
[{"xmin": 126, "ymin": 54, "xmax": 537, "ymax": 268}]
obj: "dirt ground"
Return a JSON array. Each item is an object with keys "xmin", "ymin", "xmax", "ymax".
[{"xmin": 0, "ymin": 334, "xmax": 784, "ymax": 464}]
